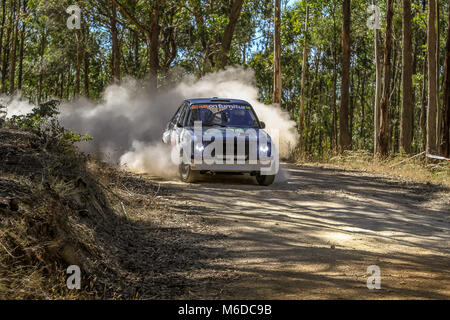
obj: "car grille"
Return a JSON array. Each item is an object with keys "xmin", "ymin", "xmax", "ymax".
[{"xmin": 205, "ymin": 138, "xmax": 269, "ymax": 163}]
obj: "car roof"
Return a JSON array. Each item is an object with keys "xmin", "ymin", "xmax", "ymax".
[{"xmin": 185, "ymin": 98, "xmax": 251, "ymax": 105}]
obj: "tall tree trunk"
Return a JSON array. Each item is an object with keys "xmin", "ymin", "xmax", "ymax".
[
  {"xmin": 147, "ymin": 0, "xmax": 161, "ymax": 89},
  {"xmin": 0, "ymin": 0, "xmax": 6, "ymax": 71},
  {"xmin": 111, "ymin": 2, "xmax": 121, "ymax": 83},
  {"xmin": 17, "ymin": 23, "xmax": 24, "ymax": 91},
  {"xmin": 218, "ymin": 0, "xmax": 244, "ymax": 68},
  {"xmin": 421, "ymin": 54, "xmax": 428, "ymax": 151},
  {"xmin": 332, "ymin": 4, "xmax": 338, "ymax": 154},
  {"xmin": 350, "ymin": 69, "xmax": 357, "ymax": 140},
  {"xmin": 59, "ymin": 71, "xmax": 64, "ymax": 100},
  {"xmin": 441, "ymin": 0, "xmax": 450, "ymax": 157},
  {"xmin": 111, "ymin": 0, "xmax": 161, "ymax": 89},
  {"xmin": 75, "ymin": 30, "xmax": 81, "ymax": 98},
  {"xmin": 18, "ymin": 0, "xmax": 26, "ymax": 92},
  {"xmin": 427, "ymin": 0, "xmax": 437, "ymax": 153},
  {"xmin": 436, "ymin": 1, "xmax": 441, "ymax": 149},
  {"xmin": 420, "ymin": 0, "xmax": 428, "ymax": 151},
  {"xmin": 37, "ymin": 32, "xmax": 46, "ymax": 104},
  {"xmin": 393, "ymin": 44, "xmax": 402, "ymax": 153},
  {"xmin": 332, "ymin": 66, "xmax": 338, "ymax": 153},
  {"xmin": 378, "ymin": 0, "xmax": 394, "ymax": 157},
  {"xmin": 84, "ymin": 25, "xmax": 90, "ymax": 98},
  {"xmin": 1, "ymin": 10, "xmax": 11, "ymax": 93},
  {"xmin": 273, "ymin": 0, "xmax": 282, "ymax": 105},
  {"xmin": 84, "ymin": 53, "xmax": 89, "ymax": 97},
  {"xmin": 9, "ymin": 0, "xmax": 20, "ymax": 94},
  {"xmin": 401, "ymin": 0, "xmax": 414, "ymax": 154},
  {"xmin": 360, "ymin": 72, "xmax": 366, "ymax": 147},
  {"xmin": 133, "ymin": 30, "xmax": 140, "ymax": 77},
  {"xmin": 374, "ymin": 23, "xmax": 382, "ymax": 155},
  {"xmin": 160, "ymin": 7, "xmax": 177, "ymax": 75},
  {"xmin": 299, "ymin": 5, "xmax": 309, "ymax": 153},
  {"xmin": 189, "ymin": 0, "xmax": 211, "ymax": 71},
  {"xmin": 340, "ymin": 0, "xmax": 351, "ymax": 152}
]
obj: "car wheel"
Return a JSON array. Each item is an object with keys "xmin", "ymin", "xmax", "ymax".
[
  {"xmin": 179, "ymin": 163, "xmax": 197, "ymax": 183},
  {"xmin": 256, "ymin": 174, "xmax": 275, "ymax": 186}
]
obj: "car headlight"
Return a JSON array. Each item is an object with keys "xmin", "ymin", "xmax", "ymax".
[
  {"xmin": 259, "ymin": 144, "xmax": 269, "ymax": 153},
  {"xmin": 195, "ymin": 144, "xmax": 205, "ymax": 152}
]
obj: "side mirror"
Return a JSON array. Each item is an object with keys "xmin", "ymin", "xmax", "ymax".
[{"xmin": 260, "ymin": 121, "xmax": 266, "ymax": 129}]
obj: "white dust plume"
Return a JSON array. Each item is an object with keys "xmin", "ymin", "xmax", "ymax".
[
  {"xmin": 59, "ymin": 67, "xmax": 298, "ymax": 178},
  {"xmin": 1, "ymin": 95, "xmax": 35, "ymax": 118}
]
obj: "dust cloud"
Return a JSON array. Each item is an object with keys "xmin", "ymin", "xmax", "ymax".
[
  {"xmin": 1, "ymin": 95, "xmax": 35, "ymax": 118},
  {"xmin": 58, "ymin": 67, "xmax": 298, "ymax": 178},
  {"xmin": 60, "ymin": 78, "xmax": 182, "ymax": 176}
]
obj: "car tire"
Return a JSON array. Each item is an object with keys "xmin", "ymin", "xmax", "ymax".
[
  {"xmin": 256, "ymin": 174, "xmax": 275, "ymax": 186},
  {"xmin": 179, "ymin": 163, "xmax": 197, "ymax": 183}
]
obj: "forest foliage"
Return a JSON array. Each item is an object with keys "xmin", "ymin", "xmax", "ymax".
[{"xmin": 0, "ymin": 0, "xmax": 449, "ymax": 159}]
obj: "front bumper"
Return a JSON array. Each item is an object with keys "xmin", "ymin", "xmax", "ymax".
[{"xmin": 190, "ymin": 159, "xmax": 273, "ymax": 172}]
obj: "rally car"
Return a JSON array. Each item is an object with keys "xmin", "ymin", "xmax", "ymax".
[{"xmin": 162, "ymin": 98, "xmax": 278, "ymax": 186}]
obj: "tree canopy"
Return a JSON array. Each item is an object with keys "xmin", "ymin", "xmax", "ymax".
[{"xmin": 0, "ymin": 0, "xmax": 449, "ymax": 158}]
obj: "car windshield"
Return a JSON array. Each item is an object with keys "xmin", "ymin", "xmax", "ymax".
[{"xmin": 187, "ymin": 104, "xmax": 259, "ymax": 128}]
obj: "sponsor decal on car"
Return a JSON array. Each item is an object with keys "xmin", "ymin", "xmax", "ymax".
[{"xmin": 192, "ymin": 104, "xmax": 249, "ymax": 114}]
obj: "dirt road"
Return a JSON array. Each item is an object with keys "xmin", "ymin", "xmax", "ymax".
[{"xmin": 155, "ymin": 163, "xmax": 450, "ymax": 299}]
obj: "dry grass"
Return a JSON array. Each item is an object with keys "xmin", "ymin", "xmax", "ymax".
[
  {"xmin": 0, "ymin": 125, "xmax": 107, "ymax": 299},
  {"xmin": 296, "ymin": 150, "xmax": 450, "ymax": 188}
]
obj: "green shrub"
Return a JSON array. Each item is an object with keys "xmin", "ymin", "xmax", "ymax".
[{"xmin": 10, "ymin": 99, "xmax": 92, "ymax": 145}]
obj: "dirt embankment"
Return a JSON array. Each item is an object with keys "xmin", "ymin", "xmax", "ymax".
[{"xmin": 0, "ymin": 127, "xmax": 228, "ymax": 299}]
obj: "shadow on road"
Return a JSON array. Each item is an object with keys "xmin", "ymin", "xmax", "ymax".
[{"xmin": 159, "ymin": 163, "xmax": 450, "ymax": 299}]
